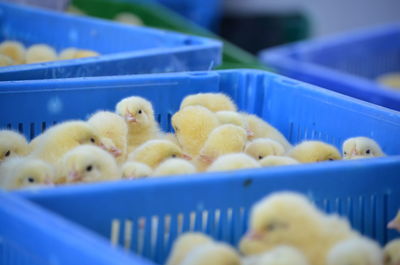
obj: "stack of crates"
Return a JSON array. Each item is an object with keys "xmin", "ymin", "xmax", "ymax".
[{"xmin": 1, "ymin": 2, "xmax": 399, "ymax": 265}]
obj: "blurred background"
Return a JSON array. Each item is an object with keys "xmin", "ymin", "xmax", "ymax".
[{"xmin": 8, "ymin": 0, "xmax": 400, "ymax": 55}]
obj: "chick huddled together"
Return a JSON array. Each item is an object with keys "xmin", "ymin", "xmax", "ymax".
[
  {"xmin": 0, "ymin": 40, "xmax": 99, "ymax": 66},
  {"xmin": 166, "ymin": 192, "xmax": 400, "ymax": 265},
  {"xmin": 0, "ymin": 93, "xmax": 386, "ymax": 190}
]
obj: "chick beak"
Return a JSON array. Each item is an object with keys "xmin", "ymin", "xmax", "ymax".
[
  {"xmin": 246, "ymin": 129, "xmax": 255, "ymax": 138},
  {"xmin": 181, "ymin": 153, "xmax": 192, "ymax": 160},
  {"xmin": 44, "ymin": 176, "xmax": 54, "ymax": 186},
  {"xmin": 387, "ymin": 219, "xmax": 400, "ymax": 231},
  {"xmin": 110, "ymin": 147, "xmax": 122, "ymax": 157},
  {"xmin": 199, "ymin": 154, "xmax": 214, "ymax": 164},
  {"xmin": 246, "ymin": 230, "xmax": 264, "ymax": 240},
  {"xmin": 351, "ymin": 148, "xmax": 358, "ymax": 157},
  {"xmin": 68, "ymin": 171, "xmax": 82, "ymax": 182},
  {"xmin": 126, "ymin": 113, "xmax": 137, "ymax": 123}
]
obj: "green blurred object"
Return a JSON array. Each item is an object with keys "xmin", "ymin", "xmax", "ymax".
[{"xmin": 70, "ymin": 0, "xmax": 270, "ymax": 70}]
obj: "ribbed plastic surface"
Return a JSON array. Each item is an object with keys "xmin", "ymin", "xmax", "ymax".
[
  {"xmin": 0, "ymin": 191, "xmax": 156, "ymax": 265},
  {"xmin": 0, "ymin": 2, "xmax": 221, "ymax": 81},
  {"xmin": 260, "ymin": 23, "xmax": 400, "ymax": 111},
  {"xmin": 3, "ymin": 69, "xmax": 399, "ymax": 264}
]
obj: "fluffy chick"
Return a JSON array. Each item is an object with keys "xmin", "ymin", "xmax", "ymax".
[
  {"xmin": 128, "ymin": 139, "xmax": 190, "ymax": 169},
  {"xmin": 153, "ymin": 158, "xmax": 196, "ymax": 177},
  {"xmin": 259, "ymin": 156, "xmax": 300, "ymax": 167},
  {"xmin": 166, "ymin": 232, "xmax": 213, "ymax": 265},
  {"xmin": 115, "ymin": 96, "xmax": 160, "ymax": 152},
  {"xmin": 0, "ymin": 130, "xmax": 30, "ymax": 162},
  {"xmin": 180, "ymin": 242, "xmax": 241, "ymax": 265},
  {"xmin": 30, "ymin": 121, "xmax": 101, "ymax": 164},
  {"xmin": 180, "ymin": 93, "xmax": 237, "ymax": 112},
  {"xmin": 288, "ymin": 141, "xmax": 341, "ymax": 163},
  {"xmin": 172, "ymin": 106, "xmax": 220, "ymax": 156},
  {"xmin": 0, "ymin": 54, "xmax": 14, "ymax": 66},
  {"xmin": 239, "ymin": 192, "xmax": 356, "ymax": 265},
  {"xmin": 121, "ymin": 161, "xmax": 152, "ymax": 179},
  {"xmin": 0, "ymin": 40, "xmax": 25, "ymax": 64},
  {"xmin": 241, "ymin": 113, "xmax": 292, "ymax": 151},
  {"xmin": 326, "ymin": 237, "xmax": 383, "ymax": 265},
  {"xmin": 56, "ymin": 145, "xmax": 120, "ymax": 184},
  {"xmin": 0, "ymin": 157, "xmax": 54, "ymax": 190},
  {"xmin": 25, "ymin": 44, "xmax": 57, "ymax": 64},
  {"xmin": 245, "ymin": 138, "xmax": 285, "ymax": 161},
  {"xmin": 88, "ymin": 111, "xmax": 128, "ymax": 164},
  {"xmin": 59, "ymin": 48, "xmax": 99, "ymax": 60},
  {"xmin": 342, "ymin": 137, "xmax": 385, "ymax": 160},
  {"xmin": 377, "ymin": 72, "xmax": 400, "ymax": 90},
  {"xmin": 206, "ymin": 153, "xmax": 260, "ymax": 172},
  {"xmin": 198, "ymin": 124, "xmax": 247, "ymax": 169},
  {"xmin": 255, "ymin": 245, "xmax": 310, "ymax": 265},
  {"xmin": 387, "ymin": 211, "xmax": 400, "ymax": 232},
  {"xmin": 384, "ymin": 239, "xmax": 400, "ymax": 265},
  {"xmin": 216, "ymin": 111, "xmax": 254, "ymax": 138}
]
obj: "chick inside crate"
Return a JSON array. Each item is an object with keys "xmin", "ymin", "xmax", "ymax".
[{"xmin": 0, "ymin": 2, "xmax": 221, "ymax": 81}]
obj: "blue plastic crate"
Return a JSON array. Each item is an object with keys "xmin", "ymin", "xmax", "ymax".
[
  {"xmin": 18, "ymin": 159, "xmax": 400, "ymax": 264},
  {"xmin": 260, "ymin": 23, "xmax": 400, "ymax": 111},
  {"xmin": 0, "ymin": 191, "xmax": 156, "ymax": 265},
  {"xmin": 1, "ymin": 69, "xmax": 399, "ymax": 264},
  {"xmin": 0, "ymin": 2, "xmax": 221, "ymax": 81}
]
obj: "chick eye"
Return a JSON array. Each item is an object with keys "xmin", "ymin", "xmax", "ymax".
[
  {"xmin": 138, "ymin": 109, "xmax": 142, "ymax": 114},
  {"xmin": 328, "ymin": 158, "xmax": 334, "ymax": 161},
  {"xmin": 343, "ymin": 151, "xmax": 347, "ymax": 155},
  {"xmin": 86, "ymin": 165, "xmax": 93, "ymax": 172},
  {"xmin": 27, "ymin": 177, "xmax": 36, "ymax": 183},
  {"xmin": 258, "ymin": 155, "xmax": 263, "ymax": 160},
  {"xmin": 366, "ymin": 149, "xmax": 371, "ymax": 154},
  {"xmin": 5, "ymin": 150, "xmax": 10, "ymax": 157},
  {"xmin": 171, "ymin": 154, "xmax": 177, "ymax": 158},
  {"xmin": 90, "ymin": 138, "xmax": 96, "ymax": 143}
]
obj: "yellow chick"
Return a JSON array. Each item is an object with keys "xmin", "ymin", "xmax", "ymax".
[
  {"xmin": 259, "ymin": 156, "xmax": 300, "ymax": 167},
  {"xmin": 114, "ymin": 12, "xmax": 144, "ymax": 26},
  {"xmin": 180, "ymin": 242, "xmax": 241, "ymax": 265},
  {"xmin": 0, "ymin": 40, "xmax": 25, "ymax": 64},
  {"xmin": 58, "ymin": 48, "xmax": 78, "ymax": 60},
  {"xmin": 254, "ymin": 245, "xmax": 311, "ymax": 265},
  {"xmin": 384, "ymin": 239, "xmax": 400, "ymax": 265},
  {"xmin": 215, "ymin": 110, "xmax": 254, "ymax": 138},
  {"xmin": 115, "ymin": 96, "xmax": 160, "ymax": 152},
  {"xmin": 172, "ymin": 106, "xmax": 220, "ymax": 156},
  {"xmin": 166, "ymin": 232, "xmax": 213, "ymax": 265},
  {"xmin": 326, "ymin": 237, "xmax": 383, "ymax": 265},
  {"xmin": 206, "ymin": 153, "xmax": 261, "ymax": 172},
  {"xmin": 239, "ymin": 192, "xmax": 356, "ymax": 265},
  {"xmin": 0, "ymin": 130, "xmax": 30, "ymax": 162},
  {"xmin": 198, "ymin": 124, "xmax": 247, "ymax": 169},
  {"xmin": 121, "ymin": 161, "xmax": 152, "ymax": 179},
  {"xmin": 245, "ymin": 138, "xmax": 285, "ymax": 161},
  {"xmin": 153, "ymin": 158, "xmax": 196, "ymax": 177},
  {"xmin": 241, "ymin": 113, "xmax": 292, "ymax": 151},
  {"xmin": 180, "ymin": 93, "xmax": 237, "ymax": 112},
  {"xmin": 0, "ymin": 54, "xmax": 14, "ymax": 66},
  {"xmin": 128, "ymin": 139, "xmax": 190, "ymax": 169},
  {"xmin": 25, "ymin": 44, "xmax": 57, "ymax": 64},
  {"xmin": 387, "ymin": 210, "xmax": 400, "ymax": 232},
  {"xmin": 74, "ymin": 50, "xmax": 100, "ymax": 59},
  {"xmin": 88, "ymin": 111, "xmax": 128, "ymax": 164},
  {"xmin": 30, "ymin": 121, "xmax": 101, "ymax": 164},
  {"xmin": 56, "ymin": 145, "xmax": 120, "ymax": 184},
  {"xmin": 0, "ymin": 157, "xmax": 54, "ymax": 190},
  {"xmin": 288, "ymin": 141, "xmax": 341, "ymax": 163},
  {"xmin": 377, "ymin": 72, "xmax": 400, "ymax": 90},
  {"xmin": 342, "ymin": 137, "xmax": 385, "ymax": 160}
]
